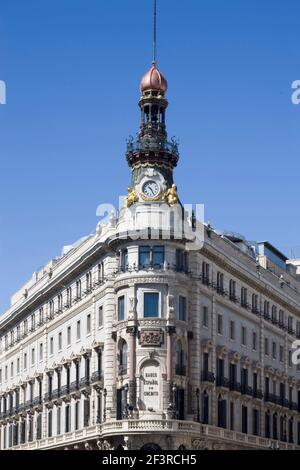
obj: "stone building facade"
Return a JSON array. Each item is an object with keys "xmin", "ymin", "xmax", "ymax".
[{"xmin": 0, "ymin": 62, "xmax": 300, "ymax": 451}]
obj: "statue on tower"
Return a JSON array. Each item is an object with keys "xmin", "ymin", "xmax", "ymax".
[
  {"xmin": 126, "ymin": 187, "xmax": 139, "ymax": 208},
  {"xmin": 164, "ymin": 184, "xmax": 179, "ymax": 206}
]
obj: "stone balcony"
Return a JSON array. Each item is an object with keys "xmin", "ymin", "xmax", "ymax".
[{"xmin": 8, "ymin": 420, "xmax": 300, "ymax": 450}]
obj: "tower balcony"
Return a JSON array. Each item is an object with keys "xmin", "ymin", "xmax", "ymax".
[{"xmin": 126, "ymin": 136, "xmax": 179, "ymax": 168}]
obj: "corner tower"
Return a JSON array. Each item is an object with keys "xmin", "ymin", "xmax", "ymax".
[{"xmin": 125, "ymin": 61, "xmax": 179, "ymax": 209}]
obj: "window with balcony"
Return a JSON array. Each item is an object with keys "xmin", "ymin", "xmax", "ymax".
[
  {"xmin": 272, "ymin": 306, "xmax": 277, "ymax": 324},
  {"xmin": 217, "ymin": 272, "xmax": 224, "ymax": 293},
  {"xmin": 118, "ymin": 295, "xmax": 125, "ymax": 321},
  {"xmin": 202, "ymin": 262, "xmax": 210, "ymax": 285},
  {"xmin": 86, "ymin": 271, "xmax": 92, "ymax": 293},
  {"xmin": 76, "ymin": 280, "xmax": 82, "ymax": 300},
  {"xmin": 265, "ymin": 411, "xmax": 271, "ymax": 438},
  {"xmin": 229, "ymin": 280, "xmax": 236, "ymax": 301},
  {"xmin": 139, "ymin": 246, "xmax": 165, "ymax": 269},
  {"xmin": 241, "ymin": 287, "xmax": 248, "ymax": 308},
  {"xmin": 279, "ymin": 309, "xmax": 285, "ymax": 327},
  {"xmin": 264, "ymin": 301, "xmax": 270, "ymax": 320},
  {"xmin": 144, "ymin": 292, "xmax": 159, "ymax": 318},
  {"xmin": 252, "ymin": 294, "xmax": 258, "ymax": 313}
]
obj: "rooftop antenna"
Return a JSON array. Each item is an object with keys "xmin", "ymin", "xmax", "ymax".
[{"xmin": 153, "ymin": 0, "xmax": 157, "ymax": 64}]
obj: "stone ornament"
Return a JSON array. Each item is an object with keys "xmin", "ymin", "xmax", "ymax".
[{"xmin": 140, "ymin": 329, "xmax": 164, "ymax": 347}]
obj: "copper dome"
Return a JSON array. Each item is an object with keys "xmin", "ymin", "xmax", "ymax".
[{"xmin": 140, "ymin": 62, "xmax": 168, "ymax": 94}]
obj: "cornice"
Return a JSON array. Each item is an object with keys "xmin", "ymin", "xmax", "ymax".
[{"xmin": 201, "ymin": 246, "xmax": 300, "ymax": 316}]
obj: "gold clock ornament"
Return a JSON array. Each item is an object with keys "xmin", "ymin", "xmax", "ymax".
[
  {"xmin": 164, "ymin": 184, "xmax": 179, "ymax": 206},
  {"xmin": 126, "ymin": 187, "xmax": 139, "ymax": 208}
]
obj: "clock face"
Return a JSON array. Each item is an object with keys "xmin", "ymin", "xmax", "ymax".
[{"xmin": 142, "ymin": 180, "xmax": 160, "ymax": 198}]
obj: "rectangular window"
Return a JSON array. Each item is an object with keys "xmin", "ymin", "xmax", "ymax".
[
  {"xmin": 152, "ymin": 246, "xmax": 165, "ymax": 268},
  {"xmin": 17, "ymin": 358, "xmax": 20, "ymax": 374},
  {"xmin": 217, "ymin": 314, "xmax": 223, "ymax": 335},
  {"xmin": 31, "ymin": 348, "xmax": 35, "ymax": 366},
  {"xmin": 144, "ymin": 293, "xmax": 159, "ymax": 318},
  {"xmin": 58, "ymin": 332, "xmax": 62, "ymax": 351},
  {"xmin": 252, "ymin": 331, "xmax": 257, "ymax": 351},
  {"xmin": 39, "ymin": 343, "xmax": 43, "ymax": 362},
  {"xmin": 265, "ymin": 338, "xmax": 269, "ymax": 356},
  {"xmin": 98, "ymin": 306, "xmax": 103, "ymax": 327},
  {"xmin": 87, "ymin": 314, "xmax": 91, "ymax": 335},
  {"xmin": 50, "ymin": 337, "xmax": 54, "ymax": 355},
  {"xmin": 203, "ymin": 306, "xmax": 208, "ymax": 327},
  {"xmin": 57, "ymin": 408, "xmax": 61, "ymax": 435},
  {"xmin": 0, "ymin": 369, "xmax": 2, "ymax": 384},
  {"xmin": 176, "ymin": 249, "xmax": 188, "ymax": 273},
  {"xmin": 179, "ymin": 296, "xmax": 186, "ymax": 321},
  {"xmin": 289, "ymin": 350, "xmax": 292, "ymax": 367},
  {"xmin": 76, "ymin": 321, "xmax": 81, "ymax": 340},
  {"xmin": 280, "ymin": 345, "xmax": 284, "ymax": 363},
  {"xmin": 10, "ymin": 362, "xmax": 14, "ymax": 379},
  {"xmin": 230, "ymin": 321, "xmax": 235, "ymax": 340},
  {"xmin": 65, "ymin": 405, "xmax": 71, "ymax": 433},
  {"xmin": 139, "ymin": 246, "xmax": 151, "ymax": 268},
  {"xmin": 24, "ymin": 353, "xmax": 27, "ymax": 371},
  {"xmin": 241, "ymin": 326, "xmax": 247, "ymax": 346},
  {"xmin": 67, "ymin": 326, "xmax": 71, "ymax": 346},
  {"xmin": 272, "ymin": 341, "xmax": 277, "ymax": 359},
  {"xmin": 118, "ymin": 296, "xmax": 125, "ymax": 321}
]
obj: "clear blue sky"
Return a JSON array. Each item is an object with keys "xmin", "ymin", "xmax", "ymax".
[{"xmin": 0, "ymin": 0, "xmax": 299, "ymax": 314}]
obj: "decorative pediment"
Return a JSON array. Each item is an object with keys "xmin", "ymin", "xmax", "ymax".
[
  {"xmin": 252, "ymin": 361, "xmax": 262, "ymax": 371},
  {"xmin": 241, "ymin": 356, "xmax": 251, "ymax": 368},
  {"xmin": 202, "ymin": 339, "xmax": 213, "ymax": 352},
  {"xmin": 265, "ymin": 366, "xmax": 274, "ymax": 377},
  {"xmin": 216, "ymin": 345, "xmax": 228, "ymax": 358},
  {"xmin": 229, "ymin": 351, "xmax": 240, "ymax": 363}
]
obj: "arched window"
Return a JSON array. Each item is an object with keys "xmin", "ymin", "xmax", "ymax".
[
  {"xmin": 175, "ymin": 340, "xmax": 186, "ymax": 376},
  {"xmin": 118, "ymin": 339, "xmax": 128, "ymax": 376}
]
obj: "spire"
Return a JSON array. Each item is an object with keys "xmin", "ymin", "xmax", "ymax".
[
  {"xmin": 153, "ymin": 0, "xmax": 157, "ymax": 64},
  {"xmin": 126, "ymin": 0, "xmax": 179, "ymax": 173}
]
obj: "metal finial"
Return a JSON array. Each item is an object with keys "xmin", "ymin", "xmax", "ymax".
[{"xmin": 153, "ymin": 0, "xmax": 157, "ymax": 64}]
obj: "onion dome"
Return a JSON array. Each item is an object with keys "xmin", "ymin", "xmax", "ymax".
[{"xmin": 140, "ymin": 61, "xmax": 168, "ymax": 94}]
